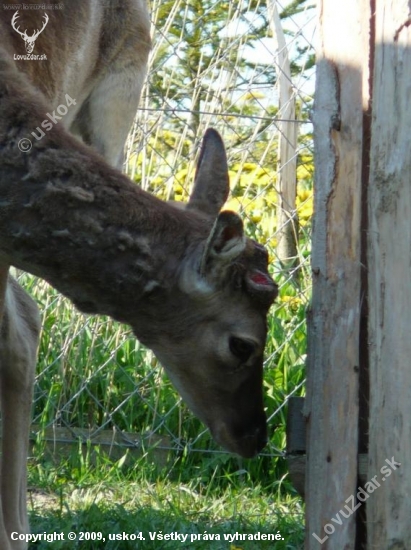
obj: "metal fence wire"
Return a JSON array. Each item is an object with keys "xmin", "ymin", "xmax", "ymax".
[{"xmin": 24, "ymin": 0, "xmax": 315, "ymax": 464}]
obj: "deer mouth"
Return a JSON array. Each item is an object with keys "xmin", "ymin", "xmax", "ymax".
[{"xmin": 211, "ymin": 420, "xmax": 268, "ymax": 459}]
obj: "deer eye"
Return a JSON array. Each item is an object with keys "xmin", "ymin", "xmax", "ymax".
[{"xmin": 229, "ymin": 337, "xmax": 256, "ymax": 362}]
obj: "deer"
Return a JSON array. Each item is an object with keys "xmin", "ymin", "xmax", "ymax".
[{"xmin": 0, "ymin": 2, "xmax": 278, "ymax": 549}]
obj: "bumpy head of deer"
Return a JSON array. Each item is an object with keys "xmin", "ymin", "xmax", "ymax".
[{"xmin": 134, "ymin": 130, "xmax": 278, "ymax": 458}]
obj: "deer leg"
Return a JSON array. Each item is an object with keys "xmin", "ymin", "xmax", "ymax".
[
  {"xmin": 0, "ymin": 268, "xmax": 12, "ymax": 550},
  {"xmin": 0, "ymin": 270, "xmax": 40, "ymax": 550}
]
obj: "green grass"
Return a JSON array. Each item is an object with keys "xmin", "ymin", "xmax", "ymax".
[
  {"xmin": 27, "ymin": 451, "xmax": 304, "ymax": 549},
  {"xmin": 28, "ymin": 489, "xmax": 303, "ymax": 549}
]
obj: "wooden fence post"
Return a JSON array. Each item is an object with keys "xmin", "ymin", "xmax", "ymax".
[
  {"xmin": 268, "ymin": 0, "xmax": 298, "ymax": 267},
  {"xmin": 367, "ymin": 1, "xmax": 411, "ymax": 546},
  {"xmin": 305, "ymin": 1, "xmax": 371, "ymax": 547}
]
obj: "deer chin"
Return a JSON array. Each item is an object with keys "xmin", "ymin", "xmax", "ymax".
[
  {"xmin": 149, "ymin": 349, "xmax": 269, "ymax": 459},
  {"xmin": 210, "ymin": 420, "xmax": 268, "ymax": 459}
]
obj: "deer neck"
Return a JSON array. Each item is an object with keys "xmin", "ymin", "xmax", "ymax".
[{"xmin": 0, "ymin": 141, "xmax": 207, "ymax": 325}]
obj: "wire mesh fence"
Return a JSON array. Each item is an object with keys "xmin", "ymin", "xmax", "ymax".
[{"xmin": 23, "ymin": 0, "xmax": 315, "ymax": 471}]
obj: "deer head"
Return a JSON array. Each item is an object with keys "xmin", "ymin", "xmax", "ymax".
[
  {"xmin": 131, "ymin": 130, "xmax": 278, "ymax": 458},
  {"xmin": 0, "ymin": 64, "xmax": 277, "ymax": 457},
  {"xmin": 11, "ymin": 11, "xmax": 49, "ymax": 54}
]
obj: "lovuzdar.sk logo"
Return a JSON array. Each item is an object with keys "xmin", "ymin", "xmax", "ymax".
[{"xmin": 11, "ymin": 10, "xmax": 49, "ymax": 54}]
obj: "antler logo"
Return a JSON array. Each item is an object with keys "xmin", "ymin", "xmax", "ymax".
[{"xmin": 11, "ymin": 11, "xmax": 49, "ymax": 54}]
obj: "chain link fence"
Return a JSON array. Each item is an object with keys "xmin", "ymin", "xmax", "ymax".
[{"xmin": 23, "ymin": 0, "xmax": 315, "ymax": 470}]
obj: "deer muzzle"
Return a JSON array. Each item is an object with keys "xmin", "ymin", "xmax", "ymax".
[{"xmin": 211, "ymin": 415, "xmax": 268, "ymax": 459}]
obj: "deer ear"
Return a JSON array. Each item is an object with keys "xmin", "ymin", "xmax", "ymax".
[
  {"xmin": 179, "ymin": 211, "xmax": 246, "ymax": 295},
  {"xmin": 200, "ymin": 210, "xmax": 246, "ymax": 277},
  {"xmin": 187, "ymin": 129, "xmax": 230, "ymax": 218}
]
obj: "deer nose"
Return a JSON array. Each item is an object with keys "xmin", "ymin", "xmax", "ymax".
[
  {"xmin": 233, "ymin": 422, "xmax": 267, "ymax": 458},
  {"xmin": 211, "ymin": 414, "xmax": 268, "ymax": 458}
]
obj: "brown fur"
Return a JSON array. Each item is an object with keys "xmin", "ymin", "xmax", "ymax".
[
  {"xmin": 1, "ymin": 0, "xmax": 151, "ymax": 167},
  {"xmin": 0, "ymin": 2, "xmax": 277, "ymax": 549}
]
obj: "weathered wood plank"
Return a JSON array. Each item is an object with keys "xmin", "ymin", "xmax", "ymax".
[
  {"xmin": 287, "ymin": 455, "xmax": 306, "ymax": 498},
  {"xmin": 367, "ymin": 1, "xmax": 411, "ymax": 546},
  {"xmin": 268, "ymin": 0, "xmax": 298, "ymax": 266},
  {"xmin": 287, "ymin": 397, "xmax": 306, "ymax": 498},
  {"xmin": 25, "ymin": 425, "xmax": 172, "ymax": 468},
  {"xmin": 287, "ymin": 455, "xmax": 370, "ymax": 499},
  {"xmin": 287, "ymin": 397, "xmax": 306, "ymax": 454},
  {"xmin": 286, "ymin": 398, "xmax": 369, "ymax": 497},
  {"xmin": 305, "ymin": 1, "xmax": 370, "ymax": 547}
]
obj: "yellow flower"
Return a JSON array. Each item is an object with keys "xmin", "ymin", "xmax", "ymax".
[
  {"xmin": 297, "ymin": 164, "xmax": 313, "ymax": 180},
  {"xmin": 297, "ymin": 188, "xmax": 311, "ymax": 202},
  {"xmin": 281, "ymin": 295, "xmax": 303, "ymax": 312},
  {"xmin": 224, "ymin": 198, "xmax": 242, "ymax": 213},
  {"xmin": 297, "ymin": 195, "xmax": 313, "ymax": 221},
  {"xmin": 250, "ymin": 209, "xmax": 263, "ymax": 223}
]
